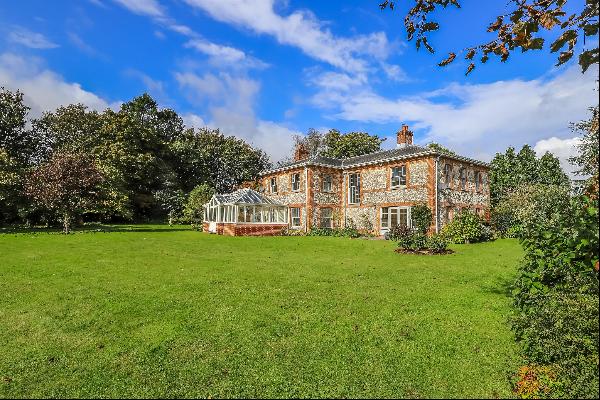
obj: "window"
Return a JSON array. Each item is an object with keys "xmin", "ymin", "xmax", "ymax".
[
  {"xmin": 476, "ymin": 171, "xmax": 484, "ymax": 192},
  {"xmin": 446, "ymin": 206, "xmax": 453, "ymax": 221},
  {"xmin": 322, "ymin": 174, "xmax": 333, "ymax": 192},
  {"xmin": 460, "ymin": 168, "xmax": 467, "ymax": 190},
  {"xmin": 270, "ymin": 177, "xmax": 278, "ymax": 193},
  {"xmin": 348, "ymin": 173, "xmax": 360, "ymax": 204},
  {"xmin": 391, "ymin": 165, "xmax": 407, "ymax": 188},
  {"xmin": 290, "ymin": 207, "xmax": 301, "ymax": 227},
  {"xmin": 291, "ymin": 173, "xmax": 300, "ymax": 191},
  {"xmin": 444, "ymin": 164, "xmax": 452, "ymax": 185},
  {"xmin": 320, "ymin": 208, "xmax": 333, "ymax": 228},
  {"xmin": 381, "ymin": 206, "xmax": 410, "ymax": 231}
]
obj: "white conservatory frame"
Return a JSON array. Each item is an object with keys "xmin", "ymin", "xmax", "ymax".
[{"xmin": 203, "ymin": 189, "xmax": 288, "ymax": 225}]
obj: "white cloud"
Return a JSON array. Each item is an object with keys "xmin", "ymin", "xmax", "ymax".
[
  {"xmin": 182, "ymin": 0, "xmax": 390, "ymax": 73},
  {"xmin": 534, "ymin": 136, "xmax": 583, "ymax": 178},
  {"xmin": 112, "ymin": 0, "xmax": 163, "ymax": 17},
  {"xmin": 8, "ymin": 27, "xmax": 58, "ymax": 49},
  {"xmin": 175, "ymin": 70, "xmax": 299, "ymax": 161},
  {"xmin": 310, "ymin": 64, "xmax": 598, "ymax": 164},
  {"xmin": 67, "ymin": 32, "xmax": 107, "ymax": 60},
  {"xmin": 0, "ymin": 52, "xmax": 119, "ymax": 118},
  {"xmin": 184, "ymin": 39, "xmax": 268, "ymax": 69}
]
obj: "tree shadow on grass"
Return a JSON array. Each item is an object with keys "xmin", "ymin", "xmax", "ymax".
[
  {"xmin": 480, "ymin": 275, "xmax": 515, "ymax": 297},
  {"xmin": 0, "ymin": 224, "xmax": 192, "ymax": 235}
]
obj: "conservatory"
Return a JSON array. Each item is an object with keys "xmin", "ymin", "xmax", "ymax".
[{"xmin": 202, "ymin": 188, "xmax": 289, "ymax": 236}]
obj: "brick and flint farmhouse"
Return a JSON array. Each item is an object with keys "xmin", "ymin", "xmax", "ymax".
[{"xmin": 203, "ymin": 126, "xmax": 490, "ymax": 236}]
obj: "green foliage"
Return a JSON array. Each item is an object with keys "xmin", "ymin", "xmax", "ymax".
[
  {"xmin": 397, "ymin": 231, "xmax": 449, "ymax": 253},
  {"xmin": 569, "ymin": 105, "xmax": 599, "ymax": 181},
  {"xmin": 490, "ymin": 145, "xmax": 569, "ymax": 206},
  {"xmin": 491, "ymin": 184, "xmax": 571, "ymax": 238},
  {"xmin": 512, "ymin": 194, "xmax": 599, "ymax": 398},
  {"xmin": 307, "ymin": 226, "xmax": 361, "ymax": 238},
  {"xmin": 321, "ymin": 129, "xmax": 385, "ymax": 158},
  {"xmin": 387, "ymin": 223, "xmax": 411, "ymax": 241},
  {"xmin": 0, "ymin": 87, "xmax": 35, "ymax": 164},
  {"xmin": 513, "ymin": 365, "xmax": 563, "ymax": 399},
  {"xmin": 380, "ymin": 0, "xmax": 599, "ymax": 74},
  {"xmin": 426, "ymin": 142, "xmax": 457, "ymax": 156},
  {"xmin": 411, "ymin": 203, "xmax": 433, "ymax": 234},
  {"xmin": 442, "ymin": 210, "xmax": 492, "ymax": 244},
  {"xmin": 182, "ymin": 183, "xmax": 215, "ymax": 228},
  {"xmin": 0, "ymin": 149, "xmax": 25, "ymax": 224}
]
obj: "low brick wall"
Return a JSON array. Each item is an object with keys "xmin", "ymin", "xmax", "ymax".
[{"xmin": 203, "ymin": 222, "xmax": 287, "ymax": 236}]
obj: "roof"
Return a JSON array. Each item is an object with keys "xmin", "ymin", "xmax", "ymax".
[
  {"xmin": 208, "ymin": 188, "xmax": 285, "ymax": 206},
  {"xmin": 261, "ymin": 145, "xmax": 489, "ymax": 175}
]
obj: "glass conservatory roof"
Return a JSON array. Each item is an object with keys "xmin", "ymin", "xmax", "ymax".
[{"xmin": 209, "ymin": 188, "xmax": 285, "ymax": 206}]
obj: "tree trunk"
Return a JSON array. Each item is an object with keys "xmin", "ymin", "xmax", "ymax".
[{"xmin": 63, "ymin": 212, "xmax": 71, "ymax": 234}]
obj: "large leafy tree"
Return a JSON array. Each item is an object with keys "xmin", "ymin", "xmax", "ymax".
[
  {"xmin": 0, "ymin": 87, "xmax": 36, "ymax": 164},
  {"xmin": 490, "ymin": 144, "xmax": 569, "ymax": 205},
  {"xmin": 322, "ymin": 129, "xmax": 386, "ymax": 158},
  {"xmin": 24, "ymin": 152, "xmax": 105, "ymax": 233},
  {"xmin": 170, "ymin": 127, "xmax": 270, "ymax": 193},
  {"xmin": 379, "ymin": 0, "xmax": 599, "ymax": 74}
]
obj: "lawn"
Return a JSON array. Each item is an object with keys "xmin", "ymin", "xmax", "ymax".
[{"xmin": 0, "ymin": 225, "xmax": 522, "ymax": 398}]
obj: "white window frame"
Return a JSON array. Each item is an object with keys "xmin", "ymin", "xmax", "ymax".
[
  {"xmin": 348, "ymin": 173, "xmax": 360, "ymax": 204},
  {"xmin": 322, "ymin": 174, "xmax": 333, "ymax": 192},
  {"xmin": 290, "ymin": 207, "xmax": 301, "ymax": 228},
  {"xmin": 380, "ymin": 206, "xmax": 411, "ymax": 234},
  {"xmin": 270, "ymin": 177, "xmax": 278, "ymax": 193},
  {"xmin": 291, "ymin": 173, "xmax": 300, "ymax": 192},
  {"xmin": 391, "ymin": 165, "xmax": 407, "ymax": 189}
]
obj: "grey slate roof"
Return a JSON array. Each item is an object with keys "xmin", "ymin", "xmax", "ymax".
[
  {"xmin": 261, "ymin": 145, "xmax": 488, "ymax": 176},
  {"xmin": 212, "ymin": 188, "xmax": 284, "ymax": 205}
]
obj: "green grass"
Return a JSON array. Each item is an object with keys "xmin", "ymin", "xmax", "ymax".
[{"xmin": 0, "ymin": 225, "xmax": 522, "ymax": 398}]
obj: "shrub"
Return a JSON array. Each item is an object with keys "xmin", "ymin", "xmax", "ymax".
[
  {"xmin": 511, "ymin": 194, "xmax": 599, "ymax": 398},
  {"xmin": 426, "ymin": 234, "xmax": 449, "ymax": 253},
  {"xmin": 513, "ymin": 365, "xmax": 562, "ymax": 399},
  {"xmin": 397, "ymin": 232, "xmax": 449, "ymax": 254},
  {"xmin": 387, "ymin": 224, "xmax": 411, "ymax": 241},
  {"xmin": 441, "ymin": 210, "xmax": 491, "ymax": 244},
  {"xmin": 282, "ymin": 228, "xmax": 305, "ymax": 236},
  {"xmin": 308, "ymin": 226, "xmax": 360, "ymax": 238},
  {"xmin": 182, "ymin": 184, "xmax": 214, "ymax": 229},
  {"xmin": 411, "ymin": 203, "xmax": 433, "ymax": 234}
]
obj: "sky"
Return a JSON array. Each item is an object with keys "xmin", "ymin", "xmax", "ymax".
[{"xmin": 0, "ymin": 0, "xmax": 597, "ymax": 175}]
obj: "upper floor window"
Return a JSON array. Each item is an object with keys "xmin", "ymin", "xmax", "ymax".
[
  {"xmin": 444, "ymin": 163, "xmax": 452, "ymax": 185},
  {"xmin": 320, "ymin": 207, "xmax": 333, "ymax": 228},
  {"xmin": 475, "ymin": 171, "xmax": 483, "ymax": 192},
  {"xmin": 348, "ymin": 173, "xmax": 360, "ymax": 204},
  {"xmin": 322, "ymin": 174, "xmax": 333, "ymax": 192},
  {"xmin": 291, "ymin": 173, "xmax": 300, "ymax": 191},
  {"xmin": 270, "ymin": 177, "xmax": 278, "ymax": 193},
  {"xmin": 460, "ymin": 168, "xmax": 467, "ymax": 190},
  {"xmin": 391, "ymin": 165, "xmax": 407, "ymax": 188}
]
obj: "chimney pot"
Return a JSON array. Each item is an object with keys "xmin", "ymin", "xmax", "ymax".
[
  {"xmin": 397, "ymin": 125, "xmax": 413, "ymax": 148},
  {"xmin": 293, "ymin": 143, "xmax": 309, "ymax": 161}
]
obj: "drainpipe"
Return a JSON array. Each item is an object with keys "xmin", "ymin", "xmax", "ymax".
[
  {"xmin": 434, "ymin": 155, "xmax": 440, "ymax": 234},
  {"xmin": 304, "ymin": 166, "xmax": 309, "ymax": 233}
]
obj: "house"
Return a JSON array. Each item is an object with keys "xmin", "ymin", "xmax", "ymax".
[{"xmin": 203, "ymin": 125, "xmax": 490, "ymax": 236}]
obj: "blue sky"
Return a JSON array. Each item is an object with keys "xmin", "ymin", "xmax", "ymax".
[{"xmin": 0, "ymin": 0, "xmax": 597, "ymax": 173}]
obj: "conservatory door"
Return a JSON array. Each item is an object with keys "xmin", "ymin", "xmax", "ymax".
[{"xmin": 380, "ymin": 206, "xmax": 411, "ymax": 235}]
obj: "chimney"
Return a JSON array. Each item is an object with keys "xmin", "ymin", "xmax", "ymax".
[
  {"xmin": 397, "ymin": 124, "xmax": 413, "ymax": 148},
  {"xmin": 293, "ymin": 142, "xmax": 309, "ymax": 161}
]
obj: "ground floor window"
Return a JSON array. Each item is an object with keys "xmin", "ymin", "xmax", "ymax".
[
  {"xmin": 320, "ymin": 208, "xmax": 333, "ymax": 228},
  {"xmin": 290, "ymin": 207, "xmax": 301, "ymax": 227},
  {"xmin": 380, "ymin": 206, "xmax": 410, "ymax": 231}
]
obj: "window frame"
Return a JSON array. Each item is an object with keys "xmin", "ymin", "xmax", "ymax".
[
  {"xmin": 380, "ymin": 206, "xmax": 411, "ymax": 233},
  {"xmin": 391, "ymin": 165, "xmax": 407, "ymax": 189},
  {"xmin": 444, "ymin": 163, "xmax": 452, "ymax": 185},
  {"xmin": 322, "ymin": 174, "xmax": 333, "ymax": 192},
  {"xmin": 348, "ymin": 173, "xmax": 360, "ymax": 204},
  {"xmin": 460, "ymin": 168, "xmax": 467, "ymax": 190},
  {"xmin": 270, "ymin": 177, "xmax": 278, "ymax": 193},
  {"xmin": 290, "ymin": 207, "xmax": 301, "ymax": 228},
  {"xmin": 291, "ymin": 173, "xmax": 300, "ymax": 192},
  {"xmin": 320, "ymin": 207, "xmax": 333, "ymax": 228}
]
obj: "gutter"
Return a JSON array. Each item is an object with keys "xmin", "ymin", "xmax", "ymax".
[{"xmin": 434, "ymin": 155, "xmax": 440, "ymax": 234}]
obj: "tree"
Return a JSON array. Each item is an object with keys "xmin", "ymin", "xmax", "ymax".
[
  {"xmin": 489, "ymin": 144, "xmax": 568, "ymax": 205},
  {"xmin": 170, "ymin": 127, "xmax": 270, "ymax": 193},
  {"xmin": 183, "ymin": 183, "xmax": 215, "ymax": 228},
  {"xmin": 570, "ymin": 105, "xmax": 599, "ymax": 185},
  {"xmin": 379, "ymin": 0, "xmax": 599, "ymax": 74},
  {"xmin": 322, "ymin": 129, "xmax": 385, "ymax": 158},
  {"xmin": 0, "ymin": 87, "xmax": 35, "ymax": 164},
  {"xmin": 25, "ymin": 152, "xmax": 104, "ymax": 233},
  {"xmin": 426, "ymin": 142, "xmax": 457, "ymax": 156}
]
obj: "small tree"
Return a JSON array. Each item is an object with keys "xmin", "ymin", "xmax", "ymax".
[
  {"xmin": 25, "ymin": 152, "xmax": 104, "ymax": 233},
  {"xmin": 183, "ymin": 183, "xmax": 215, "ymax": 228},
  {"xmin": 411, "ymin": 203, "xmax": 433, "ymax": 234}
]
